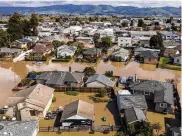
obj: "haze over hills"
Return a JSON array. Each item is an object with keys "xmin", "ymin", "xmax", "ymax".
[{"xmin": 0, "ymin": 4, "xmax": 180, "ymax": 16}]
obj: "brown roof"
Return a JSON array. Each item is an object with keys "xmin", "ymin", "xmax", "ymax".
[
  {"xmin": 61, "ymin": 100, "xmax": 95, "ymax": 121},
  {"xmin": 33, "ymin": 43, "xmax": 52, "ymax": 54},
  {"xmin": 164, "ymin": 49, "xmax": 177, "ymax": 55}
]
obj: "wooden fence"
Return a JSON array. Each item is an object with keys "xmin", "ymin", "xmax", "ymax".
[{"xmin": 55, "ymin": 87, "xmax": 113, "ymax": 93}]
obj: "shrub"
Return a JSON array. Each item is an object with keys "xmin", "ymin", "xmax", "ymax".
[
  {"xmin": 97, "ymin": 88, "xmax": 107, "ymax": 97},
  {"xmin": 52, "ymin": 96, "xmax": 56, "ymax": 103},
  {"xmin": 64, "ymin": 91, "xmax": 79, "ymax": 96},
  {"xmin": 105, "ymin": 71, "xmax": 113, "ymax": 77},
  {"xmin": 88, "ymin": 96, "xmax": 109, "ymax": 103}
]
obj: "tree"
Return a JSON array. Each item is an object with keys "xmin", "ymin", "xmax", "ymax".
[
  {"xmin": 101, "ymin": 37, "xmax": 112, "ymax": 48},
  {"xmin": 171, "ymin": 23, "xmax": 177, "ymax": 31},
  {"xmin": 22, "ymin": 19, "xmax": 31, "ymax": 36},
  {"xmin": 105, "ymin": 71, "xmax": 113, "ymax": 77},
  {"xmin": 30, "ymin": 13, "xmax": 39, "ymax": 36},
  {"xmin": 121, "ymin": 22, "xmax": 128, "ymax": 27},
  {"xmin": 93, "ymin": 33, "xmax": 100, "ymax": 47},
  {"xmin": 130, "ymin": 20, "xmax": 134, "ymax": 26},
  {"xmin": 114, "ymin": 132, "xmax": 125, "ymax": 136},
  {"xmin": 0, "ymin": 29, "xmax": 9, "ymax": 47},
  {"xmin": 152, "ymin": 122, "xmax": 162, "ymax": 136},
  {"xmin": 83, "ymin": 67, "xmax": 96, "ymax": 76},
  {"xmin": 138, "ymin": 19, "xmax": 145, "ymax": 27},
  {"xmin": 149, "ymin": 34, "xmax": 163, "ymax": 49},
  {"xmin": 7, "ymin": 12, "xmax": 23, "ymax": 42},
  {"xmin": 98, "ymin": 88, "xmax": 107, "ymax": 97},
  {"xmin": 129, "ymin": 123, "xmax": 135, "ymax": 134},
  {"xmin": 52, "ymin": 40, "xmax": 65, "ymax": 49}
]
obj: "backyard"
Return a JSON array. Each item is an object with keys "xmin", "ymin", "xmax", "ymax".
[{"xmin": 39, "ymin": 92, "xmax": 120, "ymax": 128}]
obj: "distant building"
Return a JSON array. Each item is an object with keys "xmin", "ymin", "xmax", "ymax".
[{"xmin": 118, "ymin": 37, "xmax": 132, "ymax": 47}]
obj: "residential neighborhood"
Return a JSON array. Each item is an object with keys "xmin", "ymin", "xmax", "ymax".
[{"xmin": 0, "ymin": 1, "xmax": 181, "ymax": 136}]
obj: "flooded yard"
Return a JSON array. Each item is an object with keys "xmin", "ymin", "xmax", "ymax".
[{"xmin": 0, "ymin": 60, "xmax": 181, "ymax": 108}]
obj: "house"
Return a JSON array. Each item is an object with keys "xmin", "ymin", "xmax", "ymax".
[
  {"xmin": 111, "ymin": 48, "xmax": 129, "ymax": 61},
  {"xmin": 60, "ymin": 100, "xmax": 95, "ymax": 127},
  {"xmin": 33, "ymin": 43, "xmax": 52, "ymax": 56},
  {"xmin": 82, "ymin": 48, "xmax": 102, "ymax": 58},
  {"xmin": 134, "ymin": 47, "xmax": 160, "ymax": 56},
  {"xmin": 136, "ymin": 50, "xmax": 159, "ymax": 64},
  {"xmin": 6, "ymin": 84, "xmax": 54, "ymax": 121},
  {"xmin": 124, "ymin": 107, "xmax": 146, "ymax": 126},
  {"xmin": 36, "ymin": 71, "xmax": 85, "ymax": 88},
  {"xmin": 0, "ymin": 48, "xmax": 21, "ymax": 58},
  {"xmin": 128, "ymin": 79, "xmax": 174, "ymax": 113},
  {"xmin": 130, "ymin": 31, "xmax": 157, "ymax": 38},
  {"xmin": 159, "ymin": 31, "xmax": 180, "ymax": 40},
  {"xmin": 173, "ymin": 54, "xmax": 181, "ymax": 65},
  {"xmin": 0, "ymin": 120, "xmax": 39, "ymax": 136},
  {"xmin": 107, "ymin": 45, "xmax": 120, "ymax": 54},
  {"xmin": 75, "ymin": 37, "xmax": 93, "ymax": 44},
  {"xmin": 12, "ymin": 38, "xmax": 32, "ymax": 48},
  {"xmin": 25, "ymin": 36, "xmax": 39, "ymax": 43},
  {"xmin": 138, "ymin": 37, "xmax": 150, "ymax": 47},
  {"xmin": 57, "ymin": 45, "xmax": 77, "ymax": 58},
  {"xmin": 117, "ymin": 93, "xmax": 148, "ymax": 114},
  {"xmin": 118, "ymin": 37, "xmax": 132, "ymax": 47},
  {"xmin": 85, "ymin": 74, "xmax": 116, "ymax": 88},
  {"xmin": 164, "ymin": 48, "xmax": 180, "ymax": 58}
]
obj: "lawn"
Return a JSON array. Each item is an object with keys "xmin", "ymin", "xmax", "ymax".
[
  {"xmin": 147, "ymin": 111, "xmax": 175, "ymax": 135},
  {"xmin": 159, "ymin": 57, "xmax": 181, "ymax": 71},
  {"xmin": 38, "ymin": 131, "xmax": 116, "ymax": 136},
  {"xmin": 139, "ymin": 64, "xmax": 156, "ymax": 71},
  {"xmin": 39, "ymin": 92, "xmax": 119, "ymax": 128}
]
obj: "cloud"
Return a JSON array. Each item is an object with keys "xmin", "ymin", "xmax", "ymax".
[{"xmin": 0, "ymin": 0, "xmax": 180, "ymax": 7}]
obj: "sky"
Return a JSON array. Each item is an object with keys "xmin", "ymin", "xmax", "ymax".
[{"xmin": 0, "ymin": 0, "xmax": 181, "ymax": 7}]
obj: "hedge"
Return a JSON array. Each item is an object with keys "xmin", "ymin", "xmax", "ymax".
[
  {"xmin": 64, "ymin": 91, "xmax": 79, "ymax": 96},
  {"xmin": 52, "ymin": 58, "xmax": 71, "ymax": 62},
  {"xmin": 159, "ymin": 64, "xmax": 181, "ymax": 71}
]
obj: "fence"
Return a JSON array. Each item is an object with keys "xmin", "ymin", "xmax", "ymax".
[
  {"xmin": 55, "ymin": 87, "xmax": 113, "ymax": 93},
  {"xmin": 39, "ymin": 125, "xmax": 122, "ymax": 132}
]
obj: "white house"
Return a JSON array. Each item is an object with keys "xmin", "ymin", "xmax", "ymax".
[
  {"xmin": 57, "ymin": 45, "xmax": 77, "ymax": 58},
  {"xmin": 111, "ymin": 48, "xmax": 129, "ymax": 61},
  {"xmin": 173, "ymin": 55, "xmax": 181, "ymax": 65},
  {"xmin": 85, "ymin": 74, "xmax": 116, "ymax": 88},
  {"xmin": 130, "ymin": 31, "xmax": 157, "ymax": 38},
  {"xmin": 159, "ymin": 31, "xmax": 180, "ymax": 40},
  {"xmin": 118, "ymin": 37, "xmax": 132, "ymax": 47}
]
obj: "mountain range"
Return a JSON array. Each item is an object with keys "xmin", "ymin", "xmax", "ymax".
[{"xmin": 0, "ymin": 5, "xmax": 180, "ymax": 16}]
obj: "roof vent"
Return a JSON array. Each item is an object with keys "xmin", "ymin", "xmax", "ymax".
[{"xmin": 0, "ymin": 125, "xmax": 4, "ymax": 130}]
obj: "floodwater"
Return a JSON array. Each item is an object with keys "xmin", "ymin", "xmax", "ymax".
[{"xmin": 0, "ymin": 60, "xmax": 181, "ymax": 108}]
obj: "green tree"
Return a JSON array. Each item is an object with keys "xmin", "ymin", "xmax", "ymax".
[
  {"xmin": 149, "ymin": 34, "xmax": 163, "ymax": 49},
  {"xmin": 22, "ymin": 19, "xmax": 31, "ymax": 36},
  {"xmin": 121, "ymin": 22, "xmax": 128, "ymax": 27},
  {"xmin": 52, "ymin": 40, "xmax": 65, "ymax": 49},
  {"xmin": 138, "ymin": 19, "xmax": 145, "ymax": 27},
  {"xmin": 0, "ymin": 29, "xmax": 9, "ymax": 47},
  {"xmin": 105, "ymin": 71, "xmax": 113, "ymax": 77},
  {"xmin": 152, "ymin": 122, "xmax": 162, "ymax": 136},
  {"xmin": 93, "ymin": 33, "xmax": 100, "ymax": 47},
  {"xmin": 83, "ymin": 67, "xmax": 96, "ymax": 76},
  {"xmin": 129, "ymin": 123, "xmax": 135, "ymax": 134},
  {"xmin": 114, "ymin": 132, "xmax": 125, "ymax": 136},
  {"xmin": 7, "ymin": 12, "xmax": 23, "ymax": 42},
  {"xmin": 101, "ymin": 36, "xmax": 112, "ymax": 48},
  {"xmin": 98, "ymin": 88, "xmax": 107, "ymax": 97},
  {"xmin": 30, "ymin": 13, "xmax": 39, "ymax": 36},
  {"xmin": 130, "ymin": 20, "xmax": 134, "ymax": 26}
]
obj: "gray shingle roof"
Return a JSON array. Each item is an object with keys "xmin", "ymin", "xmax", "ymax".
[
  {"xmin": 36, "ymin": 71, "xmax": 84, "ymax": 86},
  {"xmin": 129, "ymin": 80, "xmax": 174, "ymax": 105},
  {"xmin": 139, "ymin": 50, "xmax": 158, "ymax": 59},
  {"xmin": 85, "ymin": 74, "xmax": 116, "ymax": 87},
  {"xmin": 124, "ymin": 107, "xmax": 146, "ymax": 125},
  {"xmin": 0, "ymin": 120, "xmax": 38, "ymax": 136},
  {"xmin": 117, "ymin": 94, "xmax": 147, "ymax": 110},
  {"xmin": 83, "ymin": 48, "xmax": 102, "ymax": 55}
]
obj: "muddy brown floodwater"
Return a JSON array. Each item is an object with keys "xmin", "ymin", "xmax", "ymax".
[{"xmin": 0, "ymin": 60, "xmax": 181, "ymax": 108}]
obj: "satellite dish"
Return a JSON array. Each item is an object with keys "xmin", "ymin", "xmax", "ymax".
[
  {"xmin": 12, "ymin": 117, "xmax": 16, "ymax": 121},
  {"xmin": 2, "ymin": 116, "xmax": 6, "ymax": 120}
]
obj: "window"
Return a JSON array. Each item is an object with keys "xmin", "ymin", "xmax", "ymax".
[
  {"xmin": 177, "ymin": 59, "xmax": 179, "ymax": 62},
  {"xmin": 144, "ymin": 92, "xmax": 150, "ymax": 95},
  {"xmin": 160, "ymin": 103, "xmax": 167, "ymax": 108}
]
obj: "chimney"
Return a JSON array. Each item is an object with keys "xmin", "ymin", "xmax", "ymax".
[
  {"xmin": 134, "ymin": 74, "xmax": 137, "ymax": 82},
  {"xmin": 69, "ymin": 66, "xmax": 72, "ymax": 73}
]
